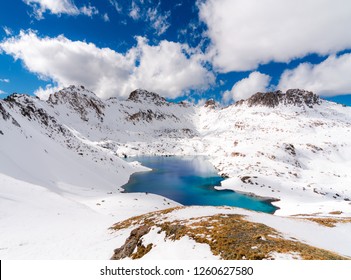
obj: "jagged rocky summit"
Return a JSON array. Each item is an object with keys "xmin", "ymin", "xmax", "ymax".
[
  {"xmin": 204, "ymin": 99, "xmax": 218, "ymax": 109},
  {"xmin": 235, "ymin": 89, "xmax": 321, "ymax": 108},
  {"xmin": 127, "ymin": 89, "xmax": 167, "ymax": 106}
]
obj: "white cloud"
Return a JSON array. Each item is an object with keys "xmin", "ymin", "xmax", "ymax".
[
  {"xmin": 0, "ymin": 78, "xmax": 10, "ymax": 83},
  {"xmin": 23, "ymin": 0, "xmax": 79, "ymax": 19},
  {"xmin": 0, "ymin": 89, "xmax": 6, "ymax": 95},
  {"xmin": 129, "ymin": 1, "xmax": 140, "ymax": 20},
  {"xmin": 146, "ymin": 7, "xmax": 170, "ymax": 35},
  {"xmin": 23, "ymin": 0, "xmax": 99, "ymax": 19},
  {"xmin": 128, "ymin": 37, "xmax": 215, "ymax": 98},
  {"xmin": 0, "ymin": 31, "xmax": 135, "ymax": 99},
  {"xmin": 0, "ymin": 31, "xmax": 214, "ymax": 100},
  {"xmin": 3, "ymin": 26, "xmax": 13, "ymax": 36},
  {"xmin": 80, "ymin": 5, "xmax": 99, "ymax": 17},
  {"xmin": 102, "ymin": 13, "xmax": 110, "ymax": 22},
  {"xmin": 34, "ymin": 84, "xmax": 60, "ymax": 100},
  {"xmin": 128, "ymin": 1, "xmax": 170, "ymax": 35},
  {"xmin": 278, "ymin": 53, "xmax": 351, "ymax": 97},
  {"xmin": 198, "ymin": 0, "xmax": 351, "ymax": 72},
  {"xmin": 109, "ymin": 0, "xmax": 122, "ymax": 13},
  {"xmin": 223, "ymin": 72, "xmax": 271, "ymax": 103}
]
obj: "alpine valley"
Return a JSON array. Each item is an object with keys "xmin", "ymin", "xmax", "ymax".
[{"xmin": 1, "ymin": 85, "xmax": 351, "ymax": 260}]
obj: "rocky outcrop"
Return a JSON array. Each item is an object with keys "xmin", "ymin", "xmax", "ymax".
[
  {"xmin": 236, "ymin": 89, "xmax": 321, "ymax": 108},
  {"xmin": 128, "ymin": 89, "xmax": 167, "ymax": 106},
  {"xmin": 1, "ymin": 93, "xmax": 75, "ymax": 142},
  {"xmin": 4, "ymin": 94, "xmax": 54, "ymax": 127},
  {"xmin": 0, "ymin": 100, "xmax": 20, "ymax": 128},
  {"xmin": 204, "ymin": 99, "xmax": 218, "ymax": 109},
  {"xmin": 48, "ymin": 85, "xmax": 105, "ymax": 122},
  {"xmin": 0, "ymin": 102, "xmax": 11, "ymax": 121},
  {"xmin": 111, "ymin": 225, "xmax": 151, "ymax": 260},
  {"xmin": 127, "ymin": 109, "xmax": 179, "ymax": 123}
]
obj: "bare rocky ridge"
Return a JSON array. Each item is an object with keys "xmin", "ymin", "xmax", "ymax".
[
  {"xmin": 48, "ymin": 85, "xmax": 105, "ymax": 122},
  {"xmin": 204, "ymin": 99, "xmax": 218, "ymax": 109},
  {"xmin": 127, "ymin": 109, "xmax": 179, "ymax": 123},
  {"xmin": 111, "ymin": 225, "xmax": 151, "ymax": 260},
  {"xmin": 236, "ymin": 89, "xmax": 321, "ymax": 108},
  {"xmin": 128, "ymin": 89, "xmax": 167, "ymax": 106}
]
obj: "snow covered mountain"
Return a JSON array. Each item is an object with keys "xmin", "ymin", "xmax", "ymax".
[{"xmin": 1, "ymin": 85, "xmax": 351, "ymax": 259}]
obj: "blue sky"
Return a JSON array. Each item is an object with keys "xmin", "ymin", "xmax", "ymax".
[{"xmin": 1, "ymin": 0, "xmax": 351, "ymax": 106}]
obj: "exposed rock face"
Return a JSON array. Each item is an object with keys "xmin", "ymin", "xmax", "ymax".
[
  {"xmin": 2, "ymin": 94, "xmax": 50, "ymax": 127},
  {"xmin": 48, "ymin": 85, "xmax": 105, "ymax": 121},
  {"xmin": 204, "ymin": 99, "xmax": 218, "ymax": 109},
  {"xmin": 0, "ymin": 100, "xmax": 20, "ymax": 129},
  {"xmin": 111, "ymin": 225, "xmax": 151, "ymax": 260},
  {"xmin": 236, "ymin": 89, "xmax": 321, "ymax": 108},
  {"xmin": 128, "ymin": 109, "xmax": 179, "ymax": 123},
  {"xmin": 0, "ymin": 102, "xmax": 11, "ymax": 121},
  {"xmin": 1, "ymin": 93, "xmax": 74, "ymax": 139},
  {"xmin": 6, "ymin": 94, "xmax": 50, "ymax": 125},
  {"xmin": 128, "ymin": 89, "xmax": 167, "ymax": 106}
]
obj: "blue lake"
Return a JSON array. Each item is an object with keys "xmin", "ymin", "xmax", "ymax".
[{"xmin": 123, "ymin": 156, "xmax": 277, "ymax": 213}]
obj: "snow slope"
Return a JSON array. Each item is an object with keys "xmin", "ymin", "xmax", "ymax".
[
  {"xmin": 0, "ymin": 88, "xmax": 180, "ymax": 259},
  {"xmin": 110, "ymin": 206, "xmax": 351, "ymax": 260},
  {"xmin": 1, "ymin": 85, "xmax": 350, "ymax": 259}
]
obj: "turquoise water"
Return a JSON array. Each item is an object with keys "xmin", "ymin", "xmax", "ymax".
[{"xmin": 123, "ymin": 156, "xmax": 277, "ymax": 213}]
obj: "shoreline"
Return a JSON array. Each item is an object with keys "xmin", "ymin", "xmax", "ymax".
[
  {"xmin": 123, "ymin": 154, "xmax": 351, "ymax": 217},
  {"xmin": 122, "ymin": 154, "xmax": 280, "ymax": 214}
]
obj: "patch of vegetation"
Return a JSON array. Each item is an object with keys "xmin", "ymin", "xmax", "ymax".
[
  {"xmin": 110, "ymin": 207, "xmax": 348, "ymax": 260},
  {"xmin": 329, "ymin": 211, "xmax": 343, "ymax": 215},
  {"xmin": 306, "ymin": 217, "xmax": 351, "ymax": 228},
  {"xmin": 132, "ymin": 243, "xmax": 153, "ymax": 259}
]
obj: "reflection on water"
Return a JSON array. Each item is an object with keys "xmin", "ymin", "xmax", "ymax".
[{"xmin": 123, "ymin": 156, "xmax": 277, "ymax": 213}]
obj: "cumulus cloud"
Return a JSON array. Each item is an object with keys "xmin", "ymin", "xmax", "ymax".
[
  {"xmin": 34, "ymin": 84, "xmax": 61, "ymax": 100},
  {"xmin": 128, "ymin": 37, "xmax": 215, "ymax": 98},
  {"xmin": 278, "ymin": 53, "xmax": 351, "ymax": 97},
  {"xmin": 198, "ymin": 0, "xmax": 351, "ymax": 72},
  {"xmin": 0, "ymin": 89, "xmax": 6, "ymax": 95},
  {"xmin": 223, "ymin": 72, "xmax": 271, "ymax": 103},
  {"xmin": 0, "ymin": 78, "xmax": 10, "ymax": 83},
  {"xmin": 0, "ymin": 31, "xmax": 214, "ymax": 99},
  {"xmin": 23, "ymin": 0, "xmax": 98, "ymax": 19}
]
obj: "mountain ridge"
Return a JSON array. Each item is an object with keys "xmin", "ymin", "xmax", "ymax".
[
  {"xmin": 1, "ymin": 85, "xmax": 351, "ymax": 259},
  {"xmin": 235, "ymin": 89, "xmax": 321, "ymax": 108},
  {"xmin": 1, "ymin": 85, "xmax": 350, "ymax": 217}
]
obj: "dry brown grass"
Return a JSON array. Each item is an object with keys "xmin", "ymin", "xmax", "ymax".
[
  {"xmin": 306, "ymin": 217, "xmax": 351, "ymax": 228},
  {"xmin": 111, "ymin": 207, "xmax": 348, "ymax": 260},
  {"xmin": 329, "ymin": 211, "xmax": 343, "ymax": 215},
  {"xmin": 131, "ymin": 243, "xmax": 153, "ymax": 259}
]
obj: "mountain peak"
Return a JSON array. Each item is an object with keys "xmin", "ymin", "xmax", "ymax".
[
  {"xmin": 47, "ymin": 85, "xmax": 105, "ymax": 121},
  {"xmin": 204, "ymin": 99, "xmax": 218, "ymax": 109},
  {"xmin": 236, "ymin": 89, "xmax": 321, "ymax": 108},
  {"xmin": 48, "ymin": 85, "xmax": 99, "ymax": 104},
  {"xmin": 127, "ymin": 89, "xmax": 167, "ymax": 105}
]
